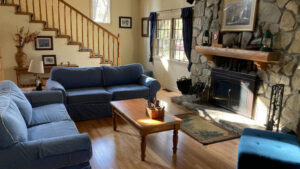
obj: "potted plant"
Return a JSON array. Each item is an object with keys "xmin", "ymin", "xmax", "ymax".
[{"xmin": 13, "ymin": 27, "xmax": 39, "ymax": 68}]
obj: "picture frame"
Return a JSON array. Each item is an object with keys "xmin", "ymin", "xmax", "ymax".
[
  {"xmin": 42, "ymin": 55, "xmax": 57, "ymax": 66},
  {"xmin": 119, "ymin": 17, "xmax": 132, "ymax": 29},
  {"xmin": 35, "ymin": 36, "xmax": 53, "ymax": 50},
  {"xmin": 141, "ymin": 17, "xmax": 149, "ymax": 37},
  {"xmin": 221, "ymin": 0, "xmax": 258, "ymax": 32}
]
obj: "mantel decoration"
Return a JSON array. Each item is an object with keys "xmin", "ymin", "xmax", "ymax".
[
  {"xmin": 202, "ymin": 30, "xmax": 211, "ymax": 46},
  {"xmin": 260, "ymin": 30, "xmax": 273, "ymax": 52},
  {"xmin": 13, "ymin": 27, "xmax": 39, "ymax": 68},
  {"xmin": 221, "ymin": 0, "xmax": 258, "ymax": 32}
]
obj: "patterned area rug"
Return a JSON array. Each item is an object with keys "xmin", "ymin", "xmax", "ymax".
[{"xmin": 176, "ymin": 113, "xmax": 240, "ymax": 145}]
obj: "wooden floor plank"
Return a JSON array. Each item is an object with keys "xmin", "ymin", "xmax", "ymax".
[{"xmin": 76, "ymin": 90, "xmax": 239, "ymax": 169}]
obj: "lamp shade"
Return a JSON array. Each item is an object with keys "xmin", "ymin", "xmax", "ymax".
[{"xmin": 28, "ymin": 60, "xmax": 44, "ymax": 74}]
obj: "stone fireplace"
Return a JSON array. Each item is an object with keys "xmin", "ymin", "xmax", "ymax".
[{"xmin": 190, "ymin": 0, "xmax": 300, "ymax": 132}]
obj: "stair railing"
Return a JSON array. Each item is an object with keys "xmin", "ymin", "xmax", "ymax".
[{"xmin": 1, "ymin": 0, "xmax": 121, "ymax": 65}]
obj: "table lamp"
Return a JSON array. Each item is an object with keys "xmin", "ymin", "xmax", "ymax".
[{"xmin": 28, "ymin": 60, "xmax": 44, "ymax": 91}]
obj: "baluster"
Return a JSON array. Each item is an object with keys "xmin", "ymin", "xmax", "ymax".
[
  {"xmin": 108, "ymin": 35, "xmax": 110, "ymax": 63},
  {"xmin": 113, "ymin": 38, "xmax": 115, "ymax": 65},
  {"xmin": 82, "ymin": 16, "xmax": 84, "ymax": 47},
  {"xmin": 64, "ymin": 4, "xmax": 66, "ymax": 34},
  {"xmin": 19, "ymin": 0, "xmax": 21, "ymax": 12},
  {"xmin": 58, "ymin": 1, "xmax": 61, "ymax": 34},
  {"xmin": 117, "ymin": 34, "xmax": 121, "ymax": 65},
  {"xmin": 98, "ymin": 27, "xmax": 100, "ymax": 58},
  {"xmin": 103, "ymin": 31, "xmax": 105, "ymax": 61},
  {"xmin": 45, "ymin": 0, "xmax": 48, "ymax": 27},
  {"xmin": 70, "ymin": 9, "xmax": 72, "ymax": 41},
  {"xmin": 52, "ymin": 0, "xmax": 55, "ymax": 28},
  {"xmin": 12, "ymin": 0, "xmax": 14, "ymax": 5},
  {"xmin": 76, "ymin": 13, "xmax": 78, "ymax": 42},
  {"xmin": 39, "ymin": 0, "xmax": 41, "ymax": 20},
  {"xmin": 26, "ymin": 0, "xmax": 28, "ymax": 12},
  {"xmin": 92, "ymin": 24, "xmax": 95, "ymax": 55},
  {"xmin": 32, "ymin": 0, "xmax": 35, "ymax": 19},
  {"xmin": 87, "ymin": 20, "xmax": 89, "ymax": 49}
]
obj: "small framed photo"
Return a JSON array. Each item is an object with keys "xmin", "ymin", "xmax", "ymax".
[
  {"xmin": 42, "ymin": 55, "xmax": 57, "ymax": 66},
  {"xmin": 119, "ymin": 17, "xmax": 132, "ymax": 29},
  {"xmin": 35, "ymin": 36, "xmax": 53, "ymax": 50},
  {"xmin": 141, "ymin": 17, "xmax": 149, "ymax": 37},
  {"xmin": 221, "ymin": 0, "xmax": 258, "ymax": 32}
]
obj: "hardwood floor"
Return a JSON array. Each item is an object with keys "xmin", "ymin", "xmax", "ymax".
[{"xmin": 76, "ymin": 90, "xmax": 240, "ymax": 169}]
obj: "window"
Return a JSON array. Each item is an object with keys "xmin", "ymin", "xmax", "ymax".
[
  {"xmin": 92, "ymin": 0, "xmax": 110, "ymax": 23},
  {"xmin": 155, "ymin": 18, "xmax": 187, "ymax": 62}
]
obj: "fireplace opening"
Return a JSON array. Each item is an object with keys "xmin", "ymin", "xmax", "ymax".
[{"xmin": 210, "ymin": 58, "xmax": 258, "ymax": 119}]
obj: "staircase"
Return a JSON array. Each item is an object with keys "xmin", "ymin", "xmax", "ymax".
[{"xmin": 0, "ymin": 0, "xmax": 121, "ymax": 66}]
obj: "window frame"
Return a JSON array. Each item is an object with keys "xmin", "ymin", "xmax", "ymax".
[
  {"xmin": 154, "ymin": 18, "xmax": 187, "ymax": 63},
  {"xmin": 91, "ymin": 0, "xmax": 111, "ymax": 24}
]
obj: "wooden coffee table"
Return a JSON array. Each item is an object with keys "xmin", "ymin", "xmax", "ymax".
[{"xmin": 110, "ymin": 98, "xmax": 182, "ymax": 161}]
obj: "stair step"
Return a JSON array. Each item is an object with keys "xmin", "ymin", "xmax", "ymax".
[
  {"xmin": 79, "ymin": 48, "xmax": 93, "ymax": 52},
  {"xmin": 68, "ymin": 42, "xmax": 81, "ymax": 45},
  {"xmin": 15, "ymin": 12, "xmax": 33, "ymax": 15},
  {"xmin": 56, "ymin": 35, "xmax": 70, "ymax": 39},
  {"xmin": 30, "ymin": 20, "xmax": 46, "ymax": 24},
  {"xmin": 0, "ymin": 4, "xmax": 17, "ymax": 6},
  {"xmin": 43, "ymin": 28, "xmax": 58, "ymax": 31}
]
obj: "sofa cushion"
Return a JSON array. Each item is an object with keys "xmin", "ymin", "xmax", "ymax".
[
  {"xmin": 102, "ymin": 63, "xmax": 144, "ymax": 86},
  {"xmin": 67, "ymin": 87, "xmax": 112, "ymax": 104},
  {"xmin": 0, "ymin": 96, "xmax": 28, "ymax": 148},
  {"xmin": 30, "ymin": 104, "xmax": 71, "ymax": 126},
  {"xmin": 238, "ymin": 128, "xmax": 300, "ymax": 169},
  {"xmin": 28, "ymin": 121, "xmax": 79, "ymax": 141},
  {"xmin": 106, "ymin": 84, "xmax": 149, "ymax": 100},
  {"xmin": 50, "ymin": 67, "xmax": 103, "ymax": 90},
  {"xmin": 0, "ymin": 80, "xmax": 32, "ymax": 125}
]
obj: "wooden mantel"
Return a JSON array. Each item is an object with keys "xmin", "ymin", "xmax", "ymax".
[{"xmin": 195, "ymin": 46, "xmax": 281, "ymax": 69}]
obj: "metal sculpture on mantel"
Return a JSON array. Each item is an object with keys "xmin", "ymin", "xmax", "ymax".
[{"xmin": 266, "ymin": 84, "xmax": 285, "ymax": 132}]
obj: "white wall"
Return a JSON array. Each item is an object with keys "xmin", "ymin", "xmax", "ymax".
[{"xmin": 139, "ymin": 0, "xmax": 193, "ymax": 91}]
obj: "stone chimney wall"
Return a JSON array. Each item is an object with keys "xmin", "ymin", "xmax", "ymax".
[{"xmin": 191, "ymin": 0, "xmax": 300, "ymax": 131}]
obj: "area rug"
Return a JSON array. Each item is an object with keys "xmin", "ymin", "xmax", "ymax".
[{"xmin": 176, "ymin": 113, "xmax": 240, "ymax": 145}]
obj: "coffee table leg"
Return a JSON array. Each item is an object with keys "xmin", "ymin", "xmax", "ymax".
[
  {"xmin": 173, "ymin": 129, "xmax": 178, "ymax": 154},
  {"xmin": 141, "ymin": 135, "xmax": 146, "ymax": 161},
  {"xmin": 113, "ymin": 109, "xmax": 117, "ymax": 131}
]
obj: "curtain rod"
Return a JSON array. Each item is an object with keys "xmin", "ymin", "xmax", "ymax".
[{"xmin": 154, "ymin": 6, "xmax": 194, "ymax": 13}]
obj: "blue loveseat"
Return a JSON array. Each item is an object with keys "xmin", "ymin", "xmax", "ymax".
[
  {"xmin": 0, "ymin": 81, "xmax": 92, "ymax": 169},
  {"xmin": 46, "ymin": 63, "xmax": 161, "ymax": 121},
  {"xmin": 237, "ymin": 128, "xmax": 300, "ymax": 169}
]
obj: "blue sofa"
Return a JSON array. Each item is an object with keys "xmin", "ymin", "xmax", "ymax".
[
  {"xmin": 46, "ymin": 63, "xmax": 161, "ymax": 121},
  {"xmin": 237, "ymin": 128, "xmax": 300, "ymax": 169},
  {"xmin": 0, "ymin": 81, "xmax": 92, "ymax": 169}
]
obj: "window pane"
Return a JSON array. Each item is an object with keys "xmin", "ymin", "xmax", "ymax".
[
  {"xmin": 93, "ymin": 0, "xmax": 110, "ymax": 23},
  {"xmin": 172, "ymin": 19, "xmax": 187, "ymax": 62}
]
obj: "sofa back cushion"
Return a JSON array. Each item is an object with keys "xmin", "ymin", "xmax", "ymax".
[
  {"xmin": 102, "ymin": 63, "xmax": 144, "ymax": 86},
  {"xmin": 50, "ymin": 67, "xmax": 103, "ymax": 90},
  {"xmin": 0, "ymin": 81, "xmax": 32, "ymax": 125},
  {"xmin": 0, "ymin": 96, "xmax": 28, "ymax": 148}
]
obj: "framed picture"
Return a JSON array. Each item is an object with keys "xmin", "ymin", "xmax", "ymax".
[
  {"xmin": 141, "ymin": 17, "xmax": 149, "ymax": 37},
  {"xmin": 119, "ymin": 17, "xmax": 132, "ymax": 29},
  {"xmin": 42, "ymin": 55, "xmax": 57, "ymax": 66},
  {"xmin": 35, "ymin": 36, "xmax": 53, "ymax": 50},
  {"xmin": 221, "ymin": 0, "xmax": 258, "ymax": 32}
]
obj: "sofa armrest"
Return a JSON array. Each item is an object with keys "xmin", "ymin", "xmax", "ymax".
[
  {"xmin": 46, "ymin": 80, "xmax": 66, "ymax": 93},
  {"xmin": 24, "ymin": 91, "xmax": 64, "ymax": 107},
  {"xmin": 139, "ymin": 74, "xmax": 161, "ymax": 101}
]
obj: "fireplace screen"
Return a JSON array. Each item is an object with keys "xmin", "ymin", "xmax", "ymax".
[{"xmin": 211, "ymin": 68, "xmax": 257, "ymax": 118}]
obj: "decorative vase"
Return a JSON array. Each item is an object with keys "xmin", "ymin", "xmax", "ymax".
[{"xmin": 15, "ymin": 46, "xmax": 27, "ymax": 68}]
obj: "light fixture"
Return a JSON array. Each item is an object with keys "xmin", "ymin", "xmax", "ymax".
[
  {"xmin": 28, "ymin": 60, "xmax": 44, "ymax": 91},
  {"xmin": 260, "ymin": 30, "xmax": 273, "ymax": 52}
]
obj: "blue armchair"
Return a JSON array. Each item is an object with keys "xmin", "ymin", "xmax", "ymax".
[
  {"xmin": 46, "ymin": 63, "xmax": 161, "ymax": 121},
  {"xmin": 237, "ymin": 128, "xmax": 300, "ymax": 169},
  {"xmin": 0, "ymin": 81, "xmax": 92, "ymax": 169}
]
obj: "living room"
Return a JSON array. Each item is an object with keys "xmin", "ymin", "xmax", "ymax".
[{"xmin": 0, "ymin": 0, "xmax": 299, "ymax": 169}]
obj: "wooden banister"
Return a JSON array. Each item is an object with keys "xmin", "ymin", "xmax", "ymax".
[{"xmin": 3, "ymin": 0, "xmax": 121, "ymax": 66}]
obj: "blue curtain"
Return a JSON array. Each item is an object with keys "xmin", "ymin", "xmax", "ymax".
[
  {"xmin": 181, "ymin": 7, "xmax": 193, "ymax": 72},
  {"xmin": 149, "ymin": 12, "xmax": 157, "ymax": 62}
]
